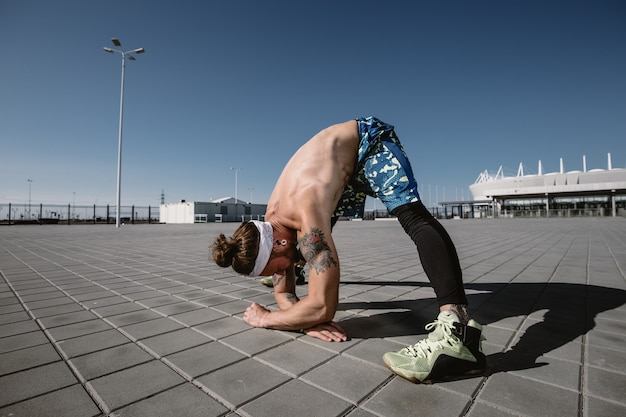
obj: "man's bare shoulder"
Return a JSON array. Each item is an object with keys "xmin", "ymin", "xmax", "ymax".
[
  {"xmin": 332, "ymin": 119, "xmax": 358, "ymax": 132},
  {"xmin": 265, "ymin": 119, "xmax": 359, "ymax": 230},
  {"xmin": 302, "ymin": 120, "xmax": 358, "ymax": 155},
  {"xmin": 315, "ymin": 119, "xmax": 358, "ymax": 140}
]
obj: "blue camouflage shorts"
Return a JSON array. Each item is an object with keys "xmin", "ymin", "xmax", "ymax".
[{"xmin": 333, "ymin": 116, "xmax": 421, "ymax": 219}]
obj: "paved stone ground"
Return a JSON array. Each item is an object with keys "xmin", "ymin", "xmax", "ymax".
[{"xmin": 0, "ymin": 218, "xmax": 625, "ymax": 417}]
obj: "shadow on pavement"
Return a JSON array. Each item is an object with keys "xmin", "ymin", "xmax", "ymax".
[{"xmin": 337, "ymin": 282, "xmax": 626, "ymax": 374}]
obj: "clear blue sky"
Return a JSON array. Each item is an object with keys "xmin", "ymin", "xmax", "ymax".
[{"xmin": 2, "ymin": 0, "xmax": 625, "ymax": 208}]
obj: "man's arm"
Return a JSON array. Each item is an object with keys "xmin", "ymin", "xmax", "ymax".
[
  {"xmin": 272, "ymin": 264, "xmax": 299, "ymax": 310},
  {"xmin": 260, "ymin": 252, "xmax": 346, "ymax": 342},
  {"xmin": 243, "ymin": 219, "xmax": 341, "ymax": 331}
]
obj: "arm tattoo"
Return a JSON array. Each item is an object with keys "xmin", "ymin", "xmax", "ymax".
[
  {"xmin": 284, "ymin": 293, "xmax": 298, "ymax": 305},
  {"xmin": 298, "ymin": 227, "xmax": 337, "ymax": 274},
  {"xmin": 273, "ymin": 274, "xmax": 284, "ymax": 287}
]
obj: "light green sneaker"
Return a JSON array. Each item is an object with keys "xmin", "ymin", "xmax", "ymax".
[
  {"xmin": 382, "ymin": 311, "xmax": 486, "ymax": 383},
  {"xmin": 259, "ymin": 276, "xmax": 274, "ymax": 287}
]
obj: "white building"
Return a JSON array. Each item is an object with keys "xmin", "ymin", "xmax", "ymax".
[
  {"xmin": 160, "ymin": 197, "xmax": 267, "ymax": 224},
  {"xmin": 468, "ymin": 153, "xmax": 626, "ymax": 218}
]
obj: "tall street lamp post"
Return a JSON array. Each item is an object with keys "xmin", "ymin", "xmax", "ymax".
[{"xmin": 104, "ymin": 38, "xmax": 145, "ymax": 228}]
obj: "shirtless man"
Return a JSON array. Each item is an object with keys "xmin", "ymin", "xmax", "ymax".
[{"xmin": 212, "ymin": 117, "xmax": 486, "ymax": 383}]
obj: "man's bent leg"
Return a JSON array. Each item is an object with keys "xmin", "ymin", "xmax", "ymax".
[
  {"xmin": 354, "ymin": 119, "xmax": 485, "ymax": 382},
  {"xmin": 391, "ymin": 201, "xmax": 468, "ymax": 317},
  {"xmin": 383, "ymin": 201, "xmax": 486, "ymax": 383},
  {"xmin": 355, "ymin": 122, "xmax": 465, "ymax": 310}
]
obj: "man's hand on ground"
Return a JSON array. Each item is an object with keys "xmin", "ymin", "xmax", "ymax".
[
  {"xmin": 244, "ymin": 303, "xmax": 347, "ymax": 342},
  {"xmin": 243, "ymin": 302, "xmax": 271, "ymax": 328},
  {"xmin": 303, "ymin": 321, "xmax": 348, "ymax": 342}
]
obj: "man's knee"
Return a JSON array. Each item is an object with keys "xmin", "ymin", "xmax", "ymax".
[{"xmin": 391, "ymin": 201, "xmax": 431, "ymax": 221}]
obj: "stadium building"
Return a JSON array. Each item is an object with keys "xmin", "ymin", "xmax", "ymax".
[{"xmin": 466, "ymin": 153, "xmax": 626, "ymax": 218}]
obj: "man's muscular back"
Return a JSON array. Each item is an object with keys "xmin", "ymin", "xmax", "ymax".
[{"xmin": 265, "ymin": 120, "xmax": 359, "ymax": 231}]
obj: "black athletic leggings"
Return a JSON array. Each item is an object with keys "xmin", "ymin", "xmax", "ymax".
[{"xmin": 391, "ymin": 201, "xmax": 467, "ymax": 307}]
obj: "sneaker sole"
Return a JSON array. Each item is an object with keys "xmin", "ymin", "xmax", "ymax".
[
  {"xmin": 386, "ymin": 365, "xmax": 486, "ymax": 384},
  {"xmin": 426, "ymin": 367, "xmax": 486, "ymax": 384},
  {"xmin": 383, "ymin": 357, "xmax": 486, "ymax": 384}
]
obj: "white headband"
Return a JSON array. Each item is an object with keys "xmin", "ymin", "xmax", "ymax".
[{"xmin": 249, "ymin": 220, "xmax": 273, "ymax": 277}]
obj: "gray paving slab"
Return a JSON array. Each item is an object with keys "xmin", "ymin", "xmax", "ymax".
[
  {"xmin": 479, "ymin": 372, "xmax": 580, "ymax": 417},
  {"xmin": 105, "ymin": 309, "xmax": 163, "ymax": 327},
  {"xmin": 239, "ymin": 379, "xmax": 353, "ymax": 417},
  {"xmin": 0, "ymin": 343, "xmax": 61, "ymax": 376},
  {"xmin": 195, "ymin": 358, "xmax": 291, "ymax": 408},
  {"xmin": 112, "ymin": 383, "xmax": 229, "ymax": 417},
  {"xmin": 0, "ymin": 384, "xmax": 101, "ymax": 417},
  {"xmin": 46, "ymin": 319, "xmax": 113, "ymax": 341},
  {"xmin": 0, "ymin": 361, "xmax": 78, "ymax": 407},
  {"xmin": 139, "ymin": 327, "xmax": 210, "ymax": 357},
  {"xmin": 0, "ymin": 304, "xmax": 22, "ymax": 315},
  {"xmin": 0, "ymin": 310, "xmax": 30, "ymax": 325},
  {"xmin": 56, "ymin": 328, "xmax": 132, "ymax": 358},
  {"xmin": 69, "ymin": 343, "xmax": 153, "ymax": 380},
  {"xmin": 0, "ymin": 330, "xmax": 49, "ymax": 354},
  {"xmin": 300, "ymin": 355, "xmax": 391, "ymax": 404},
  {"xmin": 91, "ymin": 300, "xmax": 145, "ymax": 317},
  {"xmin": 29, "ymin": 301, "xmax": 86, "ymax": 318},
  {"xmin": 0, "ymin": 218, "xmax": 625, "ymax": 416},
  {"xmin": 362, "ymin": 378, "xmax": 471, "ymax": 417},
  {"xmin": 119, "ymin": 317, "xmax": 184, "ymax": 340},
  {"xmin": 168, "ymin": 305, "xmax": 226, "ymax": 325},
  {"xmin": 163, "ymin": 341, "xmax": 247, "ymax": 379},
  {"xmin": 255, "ymin": 338, "xmax": 337, "ymax": 377},
  {"xmin": 0, "ymin": 320, "xmax": 40, "ymax": 338},
  {"xmin": 87, "ymin": 360, "xmax": 186, "ymax": 412}
]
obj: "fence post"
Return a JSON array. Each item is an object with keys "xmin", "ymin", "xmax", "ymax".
[
  {"xmin": 93, "ymin": 204, "xmax": 96, "ymax": 224},
  {"xmin": 39, "ymin": 203, "xmax": 43, "ymax": 225},
  {"xmin": 106, "ymin": 205, "xmax": 110, "ymax": 224},
  {"xmin": 148, "ymin": 206, "xmax": 151, "ymax": 224},
  {"xmin": 8, "ymin": 203, "xmax": 11, "ymax": 225},
  {"xmin": 67, "ymin": 204, "xmax": 71, "ymax": 225},
  {"xmin": 131, "ymin": 205, "xmax": 135, "ymax": 224}
]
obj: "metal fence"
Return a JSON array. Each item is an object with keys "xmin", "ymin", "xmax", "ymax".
[
  {"xmin": 501, "ymin": 207, "xmax": 624, "ymax": 218},
  {"xmin": 0, "ymin": 203, "xmax": 160, "ymax": 225},
  {"xmin": 3, "ymin": 202, "xmax": 621, "ymax": 226}
]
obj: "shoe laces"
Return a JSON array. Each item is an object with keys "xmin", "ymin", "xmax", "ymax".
[{"xmin": 404, "ymin": 319, "xmax": 458, "ymax": 358}]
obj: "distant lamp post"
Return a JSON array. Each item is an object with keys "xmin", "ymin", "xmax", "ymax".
[
  {"xmin": 248, "ymin": 187, "xmax": 255, "ymax": 203},
  {"xmin": 230, "ymin": 167, "xmax": 241, "ymax": 220},
  {"xmin": 27, "ymin": 179, "xmax": 32, "ymax": 219},
  {"xmin": 103, "ymin": 38, "xmax": 145, "ymax": 228},
  {"xmin": 230, "ymin": 167, "xmax": 241, "ymax": 202}
]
